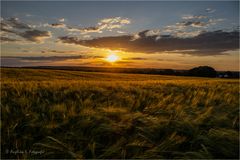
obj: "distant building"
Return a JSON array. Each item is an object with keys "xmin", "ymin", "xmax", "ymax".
[
  {"xmin": 223, "ymin": 74, "xmax": 229, "ymax": 78},
  {"xmin": 218, "ymin": 72, "xmax": 232, "ymax": 78}
]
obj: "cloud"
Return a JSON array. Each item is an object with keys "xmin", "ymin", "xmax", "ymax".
[
  {"xmin": 123, "ymin": 57, "xmax": 148, "ymax": 60},
  {"xmin": 0, "ymin": 55, "xmax": 96, "ymax": 67},
  {"xmin": 40, "ymin": 49, "xmax": 91, "ymax": 54},
  {"xmin": 174, "ymin": 30, "xmax": 204, "ymax": 38},
  {"xmin": 47, "ymin": 50, "xmax": 69, "ymax": 53},
  {"xmin": 163, "ymin": 12, "xmax": 224, "ymax": 37},
  {"xmin": 41, "ymin": 22, "xmax": 67, "ymax": 29},
  {"xmin": 6, "ymin": 17, "xmax": 31, "ymax": 30},
  {"xmin": 1, "ymin": 55, "xmax": 86, "ymax": 62},
  {"xmin": 83, "ymin": 35, "xmax": 91, "ymax": 39},
  {"xmin": 206, "ymin": 8, "xmax": 216, "ymax": 13},
  {"xmin": 117, "ymin": 31, "xmax": 125, "ymax": 34},
  {"xmin": 67, "ymin": 26, "xmax": 102, "ymax": 33},
  {"xmin": 19, "ymin": 56, "xmax": 84, "ymax": 61},
  {"xmin": 50, "ymin": 23, "xmax": 66, "ymax": 28},
  {"xmin": 1, "ymin": 55, "xmax": 104, "ymax": 67},
  {"xmin": 144, "ymin": 29, "xmax": 161, "ymax": 37},
  {"xmin": 59, "ymin": 18, "xmax": 65, "ymax": 22},
  {"xmin": 182, "ymin": 15, "xmax": 207, "ymax": 20},
  {"xmin": 174, "ymin": 18, "xmax": 223, "ymax": 29},
  {"xmin": 161, "ymin": 15, "xmax": 225, "ymax": 38},
  {"xmin": 58, "ymin": 30, "xmax": 239, "ymax": 56},
  {"xmin": 1, "ymin": 55, "xmax": 104, "ymax": 64},
  {"xmin": 25, "ymin": 14, "xmax": 33, "ymax": 17},
  {"xmin": 0, "ymin": 29, "xmax": 52, "ymax": 43},
  {"xmin": 208, "ymin": 18, "xmax": 224, "ymax": 25},
  {"xmin": 1, "ymin": 17, "xmax": 52, "ymax": 43},
  {"xmin": 1, "ymin": 16, "xmax": 128, "ymax": 40},
  {"xmin": 0, "ymin": 37, "xmax": 20, "ymax": 43},
  {"xmin": 67, "ymin": 17, "xmax": 130, "ymax": 34},
  {"xmin": 179, "ymin": 21, "xmax": 206, "ymax": 28},
  {"xmin": 131, "ymin": 33, "xmax": 141, "ymax": 41},
  {"xmin": 1, "ymin": 20, "xmax": 16, "ymax": 34},
  {"xmin": 99, "ymin": 17, "xmax": 130, "ymax": 25},
  {"xmin": 1, "ymin": 27, "xmax": 17, "ymax": 34},
  {"xmin": 19, "ymin": 16, "xmax": 130, "ymax": 34},
  {"xmin": 18, "ymin": 30, "xmax": 52, "ymax": 43},
  {"xmin": 98, "ymin": 17, "xmax": 130, "ymax": 30}
]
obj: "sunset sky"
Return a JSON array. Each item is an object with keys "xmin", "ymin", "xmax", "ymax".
[{"xmin": 1, "ymin": 1, "xmax": 239, "ymax": 71}]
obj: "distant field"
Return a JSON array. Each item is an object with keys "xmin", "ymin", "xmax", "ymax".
[{"xmin": 1, "ymin": 68, "xmax": 239, "ymax": 159}]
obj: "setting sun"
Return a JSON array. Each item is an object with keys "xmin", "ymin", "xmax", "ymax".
[
  {"xmin": 106, "ymin": 53, "xmax": 120, "ymax": 62},
  {"xmin": 1, "ymin": 1, "xmax": 239, "ymax": 159}
]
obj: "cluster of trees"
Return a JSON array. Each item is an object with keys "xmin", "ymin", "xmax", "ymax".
[
  {"xmin": 188, "ymin": 66, "xmax": 217, "ymax": 77},
  {"xmin": 187, "ymin": 66, "xmax": 239, "ymax": 78}
]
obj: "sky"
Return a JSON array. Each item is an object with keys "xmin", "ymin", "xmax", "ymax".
[{"xmin": 1, "ymin": 1, "xmax": 239, "ymax": 71}]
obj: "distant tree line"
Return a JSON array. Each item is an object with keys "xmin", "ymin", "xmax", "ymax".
[
  {"xmin": 123, "ymin": 66, "xmax": 239, "ymax": 78},
  {"xmin": 9, "ymin": 65, "xmax": 239, "ymax": 78}
]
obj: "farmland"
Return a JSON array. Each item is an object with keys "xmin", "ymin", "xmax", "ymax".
[{"xmin": 1, "ymin": 68, "xmax": 239, "ymax": 159}]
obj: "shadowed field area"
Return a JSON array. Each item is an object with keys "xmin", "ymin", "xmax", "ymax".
[{"xmin": 1, "ymin": 68, "xmax": 239, "ymax": 159}]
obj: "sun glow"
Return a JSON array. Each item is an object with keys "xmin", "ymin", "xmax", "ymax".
[{"xmin": 106, "ymin": 53, "xmax": 120, "ymax": 62}]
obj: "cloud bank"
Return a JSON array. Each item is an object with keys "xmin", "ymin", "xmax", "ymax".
[
  {"xmin": 57, "ymin": 10, "xmax": 238, "ymax": 56},
  {"xmin": 58, "ymin": 30, "xmax": 239, "ymax": 56},
  {"xmin": 1, "ymin": 55, "xmax": 98, "ymax": 62}
]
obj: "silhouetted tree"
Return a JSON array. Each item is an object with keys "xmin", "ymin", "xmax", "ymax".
[
  {"xmin": 163, "ymin": 69, "xmax": 175, "ymax": 75},
  {"xmin": 188, "ymin": 66, "xmax": 217, "ymax": 77}
]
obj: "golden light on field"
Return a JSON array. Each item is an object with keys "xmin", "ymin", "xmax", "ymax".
[{"xmin": 106, "ymin": 53, "xmax": 120, "ymax": 62}]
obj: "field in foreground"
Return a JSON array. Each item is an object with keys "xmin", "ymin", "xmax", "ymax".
[{"xmin": 1, "ymin": 68, "xmax": 239, "ymax": 159}]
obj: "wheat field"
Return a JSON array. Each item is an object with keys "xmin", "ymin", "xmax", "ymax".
[{"xmin": 1, "ymin": 68, "xmax": 239, "ymax": 159}]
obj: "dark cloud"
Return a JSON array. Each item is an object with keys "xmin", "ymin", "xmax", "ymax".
[
  {"xmin": 48, "ymin": 50, "xmax": 69, "ymax": 53},
  {"xmin": 2, "ymin": 55, "xmax": 85, "ymax": 62},
  {"xmin": 58, "ymin": 30, "xmax": 239, "ymax": 56},
  {"xmin": 40, "ymin": 50, "xmax": 86, "ymax": 54},
  {"xmin": 1, "ymin": 57, "xmax": 30, "ymax": 67},
  {"xmin": 1, "ymin": 21, "xmax": 9, "ymax": 28},
  {"xmin": 50, "ymin": 23, "xmax": 66, "ymax": 28},
  {"xmin": 1, "ymin": 37, "xmax": 19, "ymax": 42},
  {"xmin": 1, "ymin": 18, "xmax": 31, "ymax": 34},
  {"xmin": 39, "ymin": 50, "xmax": 102, "ymax": 56},
  {"xmin": 1, "ymin": 55, "xmax": 104, "ymax": 67},
  {"xmin": 22, "ymin": 50, "xmax": 30, "ymax": 53},
  {"xmin": 1, "ymin": 17, "xmax": 51, "ymax": 43},
  {"xmin": 67, "ymin": 26, "xmax": 101, "ymax": 33},
  {"xmin": 115, "ymin": 61, "xmax": 133, "ymax": 64},
  {"xmin": 179, "ymin": 21, "xmax": 206, "ymax": 27},
  {"xmin": 1, "ymin": 55, "xmax": 103, "ymax": 63},
  {"xmin": 18, "ymin": 30, "xmax": 51, "ymax": 43},
  {"xmin": 1, "ymin": 21, "xmax": 18, "ymax": 34},
  {"xmin": 123, "ymin": 57, "xmax": 148, "ymax": 60},
  {"xmin": 20, "ymin": 56, "xmax": 84, "ymax": 61}
]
